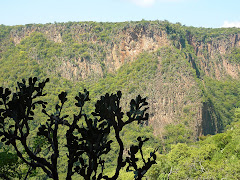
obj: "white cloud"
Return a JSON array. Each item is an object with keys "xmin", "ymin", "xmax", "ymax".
[
  {"xmin": 129, "ymin": 0, "xmax": 156, "ymax": 7},
  {"xmin": 126, "ymin": 0, "xmax": 186, "ymax": 7},
  {"xmin": 222, "ymin": 21, "xmax": 240, "ymax": 28}
]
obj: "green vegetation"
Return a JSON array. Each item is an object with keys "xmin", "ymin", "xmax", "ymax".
[
  {"xmin": 0, "ymin": 78, "xmax": 157, "ymax": 179},
  {"xmin": 225, "ymin": 47, "xmax": 240, "ymax": 63},
  {"xmin": 87, "ymin": 52, "xmax": 158, "ymax": 96},
  {"xmin": 1, "ymin": 20, "xmax": 240, "ymax": 179},
  {"xmin": 148, "ymin": 109, "xmax": 240, "ymax": 179},
  {"xmin": 162, "ymin": 124, "xmax": 193, "ymax": 152},
  {"xmin": 0, "ymin": 148, "xmax": 22, "ymax": 179},
  {"xmin": 202, "ymin": 77, "xmax": 240, "ymax": 131}
]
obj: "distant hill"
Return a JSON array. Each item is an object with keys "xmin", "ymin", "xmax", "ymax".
[{"xmin": 1, "ymin": 20, "xmax": 240, "ymax": 141}]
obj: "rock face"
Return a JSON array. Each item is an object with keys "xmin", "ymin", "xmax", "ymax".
[
  {"xmin": 107, "ymin": 27, "xmax": 169, "ymax": 71},
  {"xmin": 7, "ymin": 21, "xmax": 240, "ymax": 138},
  {"xmin": 187, "ymin": 33, "xmax": 240, "ymax": 79},
  {"xmin": 10, "ymin": 23, "xmax": 170, "ymax": 77}
]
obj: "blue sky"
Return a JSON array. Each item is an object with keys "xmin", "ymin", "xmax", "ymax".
[{"xmin": 1, "ymin": 0, "xmax": 240, "ymax": 28}]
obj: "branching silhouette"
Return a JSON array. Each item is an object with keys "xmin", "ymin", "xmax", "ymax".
[{"xmin": 0, "ymin": 77, "xmax": 157, "ymax": 180}]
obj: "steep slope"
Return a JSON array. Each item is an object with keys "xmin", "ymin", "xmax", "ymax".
[
  {"xmin": 1, "ymin": 20, "xmax": 240, "ymax": 140},
  {"xmin": 8, "ymin": 21, "xmax": 170, "ymax": 80}
]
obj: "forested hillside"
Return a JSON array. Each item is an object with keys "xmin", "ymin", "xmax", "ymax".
[{"xmin": 1, "ymin": 20, "xmax": 240, "ymax": 179}]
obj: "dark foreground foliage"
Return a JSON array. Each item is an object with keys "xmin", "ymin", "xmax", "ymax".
[{"xmin": 0, "ymin": 77, "xmax": 157, "ymax": 180}]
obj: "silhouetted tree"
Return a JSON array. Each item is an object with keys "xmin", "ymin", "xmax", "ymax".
[{"xmin": 0, "ymin": 77, "xmax": 157, "ymax": 180}]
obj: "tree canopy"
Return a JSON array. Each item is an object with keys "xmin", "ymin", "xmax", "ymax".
[{"xmin": 0, "ymin": 77, "xmax": 157, "ymax": 180}]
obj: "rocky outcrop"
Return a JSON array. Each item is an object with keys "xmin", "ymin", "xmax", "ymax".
[
  {"xmin": 188, "ymin": 33, "xmax": 240, "ymax": 79},
  {"xmin": 147, "ymin": 48, "xmax": 203, "ymax": 138},
  {"xmin": 7, "ymin": 22, "xmax": 240, "ymax": 138},
  {"xmin": 58, "ymin": 57, "xmax": 103, "ymax": 80},
  {"xmin": 10, "ymin": 23, "xmax": 170, "ymax": 77},
  {"xmin": 11, "ymin": 25, "xmax": 63, "ymax": 44}
]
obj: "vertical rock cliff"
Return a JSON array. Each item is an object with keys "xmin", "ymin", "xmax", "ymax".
[{"xmin": 2, "ymin": 21, "xmax": 240, "ymax": 138}]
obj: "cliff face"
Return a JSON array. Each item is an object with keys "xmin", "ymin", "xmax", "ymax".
[
  {"xmin": 149, "ymin": 52, "xmax": 202, "ymax": 137},
  {"xmin": 10, "ymin": 23, "xmax": 170, "ymax": 78},
  {"xmin": 5, "ymin": 21, "xmax": 240, "ymax": 138},
  {"xmin": 188, "ymin": 33, "xmax": 240, "ymax": 79},
  {"xmin": 10, "ymin": 23, "xmax": 240, "ymax": 81}
]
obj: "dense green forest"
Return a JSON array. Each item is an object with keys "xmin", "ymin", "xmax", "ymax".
[{"xmin": 1, "ymin": 20, "xmax": 240, "ymax": 179}]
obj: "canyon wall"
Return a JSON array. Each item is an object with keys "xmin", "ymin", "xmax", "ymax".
[{"xmin": 7, "ymin": 22, "xmax": 240, "ymax": 137}]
